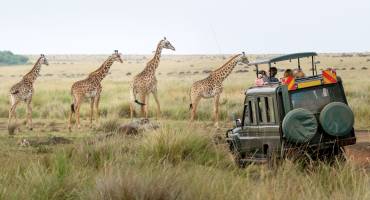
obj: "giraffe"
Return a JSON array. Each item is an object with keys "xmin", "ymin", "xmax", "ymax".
[
  {"xmin": 189, "ymin": 52, "xmax": 249, "ymax": 127},
  {"xmin": 129, "ymin": 37, "xmax": 175, "ymax": 119},
  {"xmin": 8, "ymin": 54, "xmax": 49, "ymax": 131},
  {"xmin": 68, "ymin": 50, "xmax": 123, "ymax": 131}
]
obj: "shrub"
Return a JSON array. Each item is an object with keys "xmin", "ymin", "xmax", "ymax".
[
  {"xmin": 137, "ymin": 126, "xmax": 232, "ymax": 167},
  {"xmin": 0, "ymin": 51, "xmax": 28, "ymax": 65}
]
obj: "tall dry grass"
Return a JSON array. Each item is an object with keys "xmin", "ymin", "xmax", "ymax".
[{"xmin": 0, "ymin": 122, "xmax": 369, "ymax": 199}]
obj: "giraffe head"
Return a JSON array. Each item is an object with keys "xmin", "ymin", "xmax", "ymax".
[
  {"xmin": 112, "ymin": 50, "xmax": 124, "ymax": 63},
  {"xmin": 160, "ymin": 37, "xmax": 175, "ymax": 51},
  {"xmin": 40, "ymin": 54, "xmax": 49, "ymax": 65},
  {"xmin": 238, "ymin": 52, "xmax": 249, "ymax": 64}
]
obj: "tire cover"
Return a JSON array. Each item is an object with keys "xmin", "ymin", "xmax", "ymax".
[
  {"xmin": 319, "ymin": 102, "xmax": 354, "ymax": 136},
  {"xmin": 282, "ymin": 108, "xmax": 318, "ymax": 143}
]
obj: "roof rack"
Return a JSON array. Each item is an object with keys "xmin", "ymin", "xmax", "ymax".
[{"xmin": 248, "ymin": 52, "xmax": 319, "ymax": 77}]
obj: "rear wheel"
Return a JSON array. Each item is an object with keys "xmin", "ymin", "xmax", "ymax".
[
  {"xmin": 234, "ymin": 151, "xmax": 247, "ymax": 168},
  {"xmin": 323, "ymin": 145, "xmax": 346, "ymax": 164}
]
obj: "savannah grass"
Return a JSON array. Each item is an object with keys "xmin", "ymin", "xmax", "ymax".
[{"xmin": 0, "ymin": 54, "xmax": 369, "ymax": 199}]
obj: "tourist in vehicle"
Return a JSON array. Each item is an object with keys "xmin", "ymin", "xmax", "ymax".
[
  {"xmin": 281, "ymin": 69, "xmax": 294, "ymax": 84},
  {"xmin": 294, "ymin": 69, "xmax": 305, "ymax": 78},
  {"xmin": 255, "ymin": 70, "xmax": 267, "ymax": 86},
  {"xmin": 267, "ymin": 67, "xmax": 279, "ymax": 82}
]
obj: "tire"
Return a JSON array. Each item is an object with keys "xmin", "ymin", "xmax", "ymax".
[
  {"xmin": 266, "ymin": 150, "xmax": 279, "ymax": 169},
  {"xmin": 317, "ymin": 145, "xmax": 346, "ymax": 164},
  {"xmin": 319, "ymin": 102, "xmax": 354, "ymax": 137},
  {"xmin": 282, "ymin": 108, "xmax": 318, "ymax": 143},
  {"xmin": 230, "ymin": 141, "xmax": 247, "ymax": 168}
]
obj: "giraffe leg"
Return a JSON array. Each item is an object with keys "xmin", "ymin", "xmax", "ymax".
[
  {"xmin": 129, "ymin": 86, "xmax": 136, "ymax": 119},
  {"xmin": 75, "ymin": 99, "xmax": 82, "ymax": 129},
  {"xmin": 26, "ymin": 98, "xmax": 33, "ymax": 130},
  {"xmin": 190, "ymin": 96, "xmax": 201, "ymax": 122},
  {"xmin": 214, "ymin": 94, "xmax": 220, "ymax": 128},
  {"xmin": 152, "ymin": 90, "xmax": 161, "ymax": 119},
  {"xmin": 144, "ymin": 94, "xmax": 150, "ymax": 119},
  {"xmin": 8, "ymin": 98, "xmax": 20, "ymax": 129},
  {"xmin": 129, "ymin": 101, "xmax": 135, "ymax": 119},
  {"xmin": 89, "ymin": 97, "xmax": 94, "ymax": 128},
  {"xmin": 140, "ymin": 93, "xmax": 146, "ymax": 118},
  {"xmin": 68, "ymin": 96, "xmax": 77, "ymax": 132},
  {"xmin": 94, "ymin": 94, "xmax": 100, "ymax": 123}
]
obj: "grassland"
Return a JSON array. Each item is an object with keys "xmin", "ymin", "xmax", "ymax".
[{"xmin": 0, "ymin": 53, "xmax": 369, "ymax": 199}]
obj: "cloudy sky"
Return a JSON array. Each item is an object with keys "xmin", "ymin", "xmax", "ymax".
[{"xmin": 1, "ymin": 0, "xmax": 369, "ymax": 54}]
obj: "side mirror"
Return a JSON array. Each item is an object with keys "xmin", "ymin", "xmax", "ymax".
[
  {"xmin": 235, "ymin": 119, "xmax": 242, "ymax": 127},
  {"xmin": 231, "ymin": 112, "xmax": 242, "ymax": 127}
]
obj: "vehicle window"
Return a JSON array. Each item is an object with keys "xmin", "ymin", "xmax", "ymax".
[
  {"xmin": 257, "ymin": 97, "xmax": 267, "ymax": 123},
  {"xmin": 265, "ymin": 96, "xmax": 276, "ymax": 123},
  {"xmin": 257, "ymin": 96, "xmax": 276, "ymax": 124},
  {"xmin": 246, "ymin": 100, "xmax": 257, "ymax": 125},
  {"xmin": 251, "ymin": 100, "xmax": 257, "ymax": 125},
  {"xmin": 290, "ymin": 84, "xmax": 345, "ymax": 113}
]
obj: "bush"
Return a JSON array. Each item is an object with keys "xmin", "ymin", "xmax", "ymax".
[
  {"xmin": 137, "ymin": 126, "xmax": 232, "ymax": 167},
  {"xmin": 0, "ymin": 51, "xmax": 28, "ymax": 65}
]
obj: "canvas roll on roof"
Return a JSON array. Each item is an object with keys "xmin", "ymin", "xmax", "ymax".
[{"xmin": 248, "ymin": 52, "xmax": 318, "ymax": 66}]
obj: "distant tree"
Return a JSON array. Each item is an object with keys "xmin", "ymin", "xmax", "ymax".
[{"xmin": 0, "ymin": 51, "xmax": 29, "ymax": 65}]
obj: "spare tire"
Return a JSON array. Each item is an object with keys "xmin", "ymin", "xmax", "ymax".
[
  {"xmin": 282, "ymin": 108, "xmax": 318, "ymax": 143},
  {"xmin": 319, "ymin": 102, "xmax": 354, "ymax": 137}
]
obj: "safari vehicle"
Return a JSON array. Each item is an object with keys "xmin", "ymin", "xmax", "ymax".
[{"xmin": 226, "ymin": 52, "xmax": 356, "ymax": 166}]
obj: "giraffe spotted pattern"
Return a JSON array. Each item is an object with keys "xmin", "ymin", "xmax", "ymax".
[
  {"xmin": 68, "ymin": 50, "xmax": 123, "ymax": 131},
  {"xmin": 8, "ymin": 54, "xmax": 49, "ymax": 130},
  {"xmin": 129, "ymin": 37, "xmax": 175, "ymax": 119},
  {"xmin": 189, "ymin": 52, "xmax": 249, "ymax": 127}
]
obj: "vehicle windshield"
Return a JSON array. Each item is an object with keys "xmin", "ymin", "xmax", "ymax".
[{"xmin": 289, "ymin": 83, "xmax": 345, "ymax": 114}]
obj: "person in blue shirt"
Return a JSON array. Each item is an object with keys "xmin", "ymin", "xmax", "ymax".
[{"xmin": 266, "ymin": 67, "xmax": 279, "ymax": 82}]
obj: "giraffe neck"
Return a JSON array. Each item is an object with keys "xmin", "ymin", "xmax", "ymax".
[
  {"xmin": 144, "ymin": 42, "xmax": 163, "ymax": 74},
  {"xmin": 23, "ymin": 57, "xmax": 42, "ymax": 83},
  {"xmin": 89, "ymin": 56, "xmax": 115, "ymax": 82},
  {"xmin": 210, "ymin": 54, "xmax": 241, "ymax": 83}
]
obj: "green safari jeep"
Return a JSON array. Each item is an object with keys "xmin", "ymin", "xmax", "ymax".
[{"xmin": 226, "ymin": 52, "xmax": 356, "ymax": 166}]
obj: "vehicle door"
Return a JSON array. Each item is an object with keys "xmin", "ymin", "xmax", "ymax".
[
  {"xmin": 255, "ymin": 95, "xmax": 281, "ymax": 151},
  {"xmin": 241, "ymin": 95, "xmax": 261, "ymax": 153}
]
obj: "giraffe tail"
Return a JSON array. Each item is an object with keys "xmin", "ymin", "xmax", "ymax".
[
  {"xmin": 71, "ymin": 104, "xmax": 75, "ymax": 113},
  {"xmin": 130, "ymin": 84, "xmax": 146, "ymax": 106},
  {"xmin": 189, "ymin": 87, "xmax": 193, "ymax": 110},
  {"xmin": 10, "ymin": 90, "xmax": 19, "ymax": 95},
  {"xmin": 135, "ymin": 100, "xmax": 146, "ymax": 106}
]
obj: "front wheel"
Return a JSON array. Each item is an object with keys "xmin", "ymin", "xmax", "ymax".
[{"xmin": 229, "ymin": 142, "xmax": 247, "ymax": 168}]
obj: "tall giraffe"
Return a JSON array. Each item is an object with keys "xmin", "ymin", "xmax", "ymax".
[
  {"xmin": 189, "ymin": 52, "xmax": 249, "ymax": 127},
  {"xmin": 68, "ymin": 50, "xmax": 123, "ymax": 131},
  {"xmin": 129, "ymin": 37, "xmax": 175, "ymax": 119},
  {"xmin": 8, "ymin": 54, "xmax": 49, "ymax": 130}
]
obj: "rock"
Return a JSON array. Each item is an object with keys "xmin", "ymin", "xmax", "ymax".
[
  {"xmin": 18, "ymin": 136, "xmax": 72, "ymax": 147},
  {"xmin": 48, "ymin": 136, "xmax": 72, "ymax": 144},
  {"xmin": 112, "ymin": 118, "xmax": 160, "ymax": 137},
  {"xmin": 19, "ymin": 139, "xmax": 30, "ymax": 147},
  {"xmin": 117, "ymin": 124, "xmax": 139, "ymax": 135}
]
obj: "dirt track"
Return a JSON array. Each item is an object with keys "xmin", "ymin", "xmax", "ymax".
[{"xmin": 345, "ymin": 131, "xmax": 370, "ymax": 167}]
